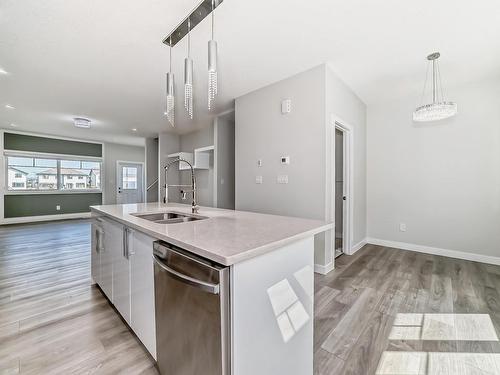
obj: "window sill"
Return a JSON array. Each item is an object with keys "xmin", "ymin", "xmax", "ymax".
[{"xmin": 4, "ymin": 190, "xmax": 102, "ymax": 195}]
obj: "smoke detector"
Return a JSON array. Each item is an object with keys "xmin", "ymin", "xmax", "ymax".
[{"xmin": 73, "ymin": 117, "xmax": 91, "ymax": 129}]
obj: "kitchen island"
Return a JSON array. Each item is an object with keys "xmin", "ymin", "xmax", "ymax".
[{"xmin": 90, "ymin": 202, "xmax": 332, "ymax": 375}]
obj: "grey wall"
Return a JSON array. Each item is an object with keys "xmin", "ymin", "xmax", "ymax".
[
  {"xmin": 235, "ymin": 65, "xmax": 326, "ymax": 218},
  {"xmin": 103, "ymin": 142, "xmax": 145, "ymax": 204},
  {"xmin": 325, "ymin": 65, "xmax": 367, "ymax": 247},
  {"xmin": 235, "ymin": 64, "xmax": 367, "ymax": 267},
  {"xmin": 367, "ymin": 79, "xmax": 500, "ymax": 259},
  {"xmin": 4, "ymin": 193, "xmax": 102, "ymax": 217},
  {"xmin": 180, "ymin": 125, "xmax": 215, "ymax": 207},
  {"xmin": 216, "ymin": 113, "xmax": 235, "ymax": 209},
  {"xmin": 145, "ymin": 137, "xmax": 159, "ymax": 202}
]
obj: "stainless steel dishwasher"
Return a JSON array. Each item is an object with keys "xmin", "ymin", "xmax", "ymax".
[{"xmin": 153, "ymin": 241, "xmax": 230, "ymax": 375}]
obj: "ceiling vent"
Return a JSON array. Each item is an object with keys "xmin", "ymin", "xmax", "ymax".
[{"xmin": 73, "ymin": 117, "xmax": 91, "ymax": 129}]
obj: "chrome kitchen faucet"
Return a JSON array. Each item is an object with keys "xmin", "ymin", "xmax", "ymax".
[{"xmin": 164, "ymin": 158, "xmax": 199, "ymax": 214}]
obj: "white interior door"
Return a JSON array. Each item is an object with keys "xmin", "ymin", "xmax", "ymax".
[{"xmin": 117, "ymin": 161, "xmax": 144, "ymax": 204}]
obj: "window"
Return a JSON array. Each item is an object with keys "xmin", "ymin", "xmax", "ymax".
[
  {"xmin": 7, "ymin": 157, "xmax": 57, "ymax": 191},
  {"xmin": 122, "ymin": 167, "xmax": 138, "ymax": 189},
  {"xmin": 6, "ymin": 155, "xmax": 101, "ymax": 192}
]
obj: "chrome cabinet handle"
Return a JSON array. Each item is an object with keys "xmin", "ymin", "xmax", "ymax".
[
  {"xmin": 152, "ymin": 255, "xmax": 220, "ymax": 295},
  {"xmin": 95, "ymin": 227, "xmax": 104, "ymax": 253},
  {"xmin": 123, "ymin": 227, "xmax": 134, "ymax": 259}
]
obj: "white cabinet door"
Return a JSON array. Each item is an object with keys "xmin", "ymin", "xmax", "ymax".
[
  {"xmin": 90, "ymin": 219, "xmax": 104, "ymax": 285},
  {"xmin": 130, "ymin": 231, "xmax": 157, "ymax": 359},
  {"xmin": 112, "ymin": 225, "xmax": 132, "ymax": 324},
  {"xmin": 100, "ymin": 219, "xmax": 118, "ymax": 301}
]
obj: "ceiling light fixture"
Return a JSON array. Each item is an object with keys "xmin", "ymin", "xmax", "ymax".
[
  {"xmin": 0, "ymin": 68, "xmax": 8, "ymax": 75},
  {"xmin": 5, "ymin": 104, "xmax": 15, "ymax": 109},
  {"xmin": 165, "ymin": 36, "xmax": 175, "ymax": 127},
  {"xmin": 132, "ymin": 128, "xmax": 137, "ymax": 132},
  {"xmin": 208, "ymin": 0, "xmax": 218, "ymax": 111},
  {"xmin": 413, "ymin": 52, "xmax": 457, "ymax": 122},
  {"xmin": 73, "ymin": 117, "xmax": 92, "ymax": 129},
  {"xmin": 10, "ymin": 123, "xmax": 17, "ymax": 127},
  {"xmin": 184, "ymin": 17, "xmax": 194, "ymax": 119}
]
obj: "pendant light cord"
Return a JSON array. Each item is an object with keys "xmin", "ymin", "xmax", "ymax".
[
  {"xmin": 169, "ymin": 37, "xmax": 172, "ymax": 73},
  {"xmin": 419, "ymin": 61, "xmax": 431, "ymax": 106},
  {"xmin": 187, "ymin": 18, "xmax": 191, "ymax": 57},
  {"xmin": 211, "ymin": 0, "xmax": 215, "ymax": 40}
]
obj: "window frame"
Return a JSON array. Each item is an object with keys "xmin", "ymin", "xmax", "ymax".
[{"xmin": 4, "ymin": 150, "xmax": 103, "ymax": 195}]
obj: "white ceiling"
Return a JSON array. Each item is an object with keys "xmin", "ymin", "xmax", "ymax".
[{"xmin": 1, "ymin": 0, "xmax": 499, "ymax": 145}]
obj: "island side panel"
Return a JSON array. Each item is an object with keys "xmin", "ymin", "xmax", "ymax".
[{"xmin": 230, "ymin": 237, "xmax": 314, "ymax": 375}]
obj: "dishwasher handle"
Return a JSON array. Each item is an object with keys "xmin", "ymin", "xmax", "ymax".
[{"xmin": 153, "ymin": 254, "xmax": 220, "ymax": 295}]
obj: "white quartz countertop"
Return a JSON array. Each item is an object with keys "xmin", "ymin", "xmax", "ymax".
[{"xmin": 90, "ymin": 203, "xmax": 332, "ymax": 266}]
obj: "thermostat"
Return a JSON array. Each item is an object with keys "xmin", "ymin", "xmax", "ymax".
[{"xmin": 280, "ymin": 156, "xmax": 290, "ymax": 165}]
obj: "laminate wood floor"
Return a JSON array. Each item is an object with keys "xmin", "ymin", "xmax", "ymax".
[
  {"xmin": 2, "ymin": 220, "xmax": 500, "ymax": 375},
  {"xmin": 0, "ymin": 220, "xmax": 158, "ymax": 375},
  {"xmin": 314, "ymin": 244, "xmax": 500, "ymax": 375}
]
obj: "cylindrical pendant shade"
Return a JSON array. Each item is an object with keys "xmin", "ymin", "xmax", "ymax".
[
  {"xmin": 184, "ymin": 57, "xmax": 194, "ymax": 119},
  {"xmin": 208, "ymin": 40, "xmax": 218, "ymax": 111},
  {"xmin": 208, "ymin": 40, "xmax": 217, "ymax": 72},
  {"xmin": 165, "ymin": 72, "xmax": 175, "ymax": 127}
]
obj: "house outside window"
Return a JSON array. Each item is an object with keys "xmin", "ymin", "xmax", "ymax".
[{"xmin": 6, "ymin": 156, "xmax": 101, "ymax": 192}]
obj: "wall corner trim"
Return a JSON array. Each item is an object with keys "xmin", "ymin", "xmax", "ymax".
[
  {"xmin": 366, "ymin": 237, "xmax": 500, "ymax": 266},
  {"xmin": 314, "ymin": 261, "xmax": 334, "ymax": 275}
]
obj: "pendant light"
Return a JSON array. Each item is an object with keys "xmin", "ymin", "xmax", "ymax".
[
  {"xmin": 208, "ymin": 0, "xmax": 218, "ymax": 111},
  {"xmin": 165, "ymin": 37, "xmax": 175, "ymax": 127},
  {"xmin": 413, "ymin": 52, "xmax": 457, "ymax": 122},
  {"xmin": 184, "ymin": 18, "xmax": 194, "ymax": 119}
]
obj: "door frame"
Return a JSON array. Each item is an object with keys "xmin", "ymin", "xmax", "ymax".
[
  {"xmin": 330, "ymin": 115, "xmax": 354, "ymax": 256},
  {"xmin": 116, "ymin": 160, "xmax": 146, "ymax": 204}
]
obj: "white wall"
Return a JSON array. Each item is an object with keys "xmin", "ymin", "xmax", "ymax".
[
  {"xmin": 235, "ymin": 64, "xmax": 367, "ymax": 270},
  {"xmin": 103, "ymin": 142, "xmax": 145, "ymax": 204},
  {"xmin": 367, "ymin": 79, "xmax": 500, "ymax": 259}
]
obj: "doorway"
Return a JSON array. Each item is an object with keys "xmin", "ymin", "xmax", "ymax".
[
  {"xmin": 334, "ymin": 129, "xmax": 345, "ymax": 258},
  {"xmin": 116, "ymin": 161, "xmax": 144, "ymax": 204},
  {"xmin": 331, "ymin": 116, "xmax": 353, "ymax": 258}
]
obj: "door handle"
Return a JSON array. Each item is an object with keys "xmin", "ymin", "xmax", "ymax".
[
  {"xmin": 343, "ymin": 196, "xmax": 346, "ymax": 201},
  {"xmin": 152, "ymin": 255, "xmax": 220, "ymax": 294}
]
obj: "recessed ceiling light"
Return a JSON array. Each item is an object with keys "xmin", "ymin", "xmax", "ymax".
[
  {"xmin": 163, "ymin": 111, "xmax": 168, "ymax": 115},
  {"xmin": 10, "ymin": 123, "xmax": 17, "ymax": 127},
  {"xmin": 73, "ymin": 117, "xmax": 91, "ymax": 129},
  {"xmin": 0, "ymin": 68, "xmax": 8, "ymax": 75},
  {"xmin": 132, "ymin": 128, "xmax": 137, "ymax": 132},
  {"xmin": 5, "ymin": 104, "xmax": 15, "ymax": 110}
]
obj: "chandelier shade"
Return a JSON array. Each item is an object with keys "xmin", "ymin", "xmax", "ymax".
[{"xmin": 413, "ymin": 52, "xmax": 457, "ymax": 122}]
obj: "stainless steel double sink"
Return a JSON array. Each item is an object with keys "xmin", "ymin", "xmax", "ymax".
[{"xmin": 131, "ymin": 211, "xmax": 208, "ymax": 225}]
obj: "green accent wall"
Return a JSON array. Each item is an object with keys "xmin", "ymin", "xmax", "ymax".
[
  {"xmin": 4, "ymin": 133, "xmax": 102, "ymax": 157},
  {"xmin": 4, "ymin": 193, "xmax": 102, "ymax": 218}
]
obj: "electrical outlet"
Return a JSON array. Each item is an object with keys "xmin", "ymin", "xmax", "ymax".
[
  {"xmin": 56, "ymin": 205, "xmax": 61, "ymax": 211},
  {"xmin": 399, "ymin": 223, "xmax": 407, "ymax": 232},
  {"xmin": 255, "ymin": 176, "xmax": 263, "ymax": 184},
  {"xmin": 257, "ymin": 159, "xmax": 263, "ymax": 167}
]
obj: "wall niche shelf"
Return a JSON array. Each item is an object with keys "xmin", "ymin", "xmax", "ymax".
[{"xmin": 167, "ymin": 145, "xmax": 214, "ymax": 171}]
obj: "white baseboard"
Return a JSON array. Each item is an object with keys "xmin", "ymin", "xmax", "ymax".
[
  {"xmin": 366, "ymin": 237, "xmax": 500, "ymax": 266},
  {"xmin": 350, "ymin": 238, "xmax": 367, "ymax": 255},
  {"xmin": 314, "ymin": 261, "xmax": 334, "ymax": 275},
  {"xmin": 0, "ymin": 212, "xmax": 92, "ymax": 225}
]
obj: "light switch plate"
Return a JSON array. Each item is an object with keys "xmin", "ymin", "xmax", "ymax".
[
  {"xmin": 399, "ymin": 223, "xmax": 407, "ymax": 232},
  {"xmin": 281, "ymin": 99, "xmax": 291, "ymax": 114},
  {"xmin": 277, "ymin": 175, "xmax": 288, "ymax": 184},
  {"xmin": 255, "ymin": 176, "xmax": 263, "ymax": 184},
  {"xmin": 281, "ymin": 156, "xmax": 290, "ymax": 165}
]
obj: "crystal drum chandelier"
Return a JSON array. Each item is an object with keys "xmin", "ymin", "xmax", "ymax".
[{"xmin": 413, "ymin": 52, "xmax": 457, "ymax": 122}]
